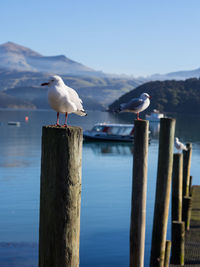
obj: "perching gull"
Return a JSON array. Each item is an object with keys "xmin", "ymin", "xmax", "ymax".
[
  {"xmin": 119, "ymin": 92, "xmax": 151, "ymax": 120},
  {"xmin": 41, "ymin": 75, "xmax": 87, "ymax": 126},
  {"xmin": 175, "ymin": 137, "xmax": 188, "ymax": 153}
]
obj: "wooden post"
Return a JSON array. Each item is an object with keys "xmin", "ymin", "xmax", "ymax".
[
  {"xmin": 172, "ymin": 153, "xmax": 183, "ymax": 222},
  {"xmin": 39, "ymin": 126, "xmax": 83, "ymax": 267},
  {"xmin": 182, "ymin": 196, "xmax": 192, "ymax": 231},
  {"xmin": 130, "ymin": 120, "xmax": 149, "ymax": 267},
  {"xmin": 150, "ymin": 118, "xmax": 176, "ymax": 267},
  {"xmin": 183, "ymin": 143, "xmax": 192, "ymax": 198},
  {"xmin": 189, "ymin": 175, "xmax": 193, "ymax": 196},
  {"xmin": 171, "ymin": 221, "xmax": 185, "ymax": 266},
  {"xmin": 164, "ymin": 240, "xmax": 171, "ymax": 267}
]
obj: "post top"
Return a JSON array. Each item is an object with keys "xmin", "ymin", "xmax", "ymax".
[
  {"xmin": 134, "ymin": 119, "xmax": 149, "ymax": 124},
  {"xmin": 42, "ymin": 125, "xmax": 83, "ymax": 134},
  {"xmin": 160, "ymin": 117, "xmax": 176, "ymax": 122},
  {"xmin": 43, "ymin": 125, "xmax": 82, "ymax": 129}
]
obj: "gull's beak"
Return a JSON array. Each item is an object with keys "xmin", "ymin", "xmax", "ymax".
[
  {"xmin": 149, "ymin": 95, "xmax": 152, "ymax": 99},
  {"xmin": 41, "ymin": 82, "xmax": 49, "ymax": 86}
]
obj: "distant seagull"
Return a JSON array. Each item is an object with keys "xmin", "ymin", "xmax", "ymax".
[
  {"xmin": 41, "ymin": 75, "xmax": 87, "ymax": 127},
  {"xmin": 119, "ymin": 92, "xmax": 151, "ymax": 120},
  {"xmin": 175, "ymin": 137, "xmax": 188, "ymax": 153}
]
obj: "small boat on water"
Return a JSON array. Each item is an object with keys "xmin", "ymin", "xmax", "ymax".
[
  {"xmin": 8, "ymin": 121, "xmax": 21, "ymax": 126},
  {"xmin": 83, "ymin": 123, "xmax": 135, "ymax": 142},
  {"xmin": 145, "ymin": 109, "xmax": 164, "ymax": 122}
]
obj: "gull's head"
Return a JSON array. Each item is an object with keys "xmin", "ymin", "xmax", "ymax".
[
  {"xmin": 41, "ymin": 75, "xmax": 64, "ymax": 87},
  {"xmin": 140, "ymin": 93, "xmax": 151, "ymax": 100},
  {"xmin": 175, "ymin": 137, "xmax": 179, "ymax": 142}
]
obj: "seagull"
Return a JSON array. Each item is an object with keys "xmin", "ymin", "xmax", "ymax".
[
  {"xmin": 175, "ymin": 137, "xmax": 188, "ymax": 153},
  {"xmin": 119, "ymin": 92, "xmax": 151, "ymax": 120},
  {"xmin": 41, "ymin": 75, "xmax": 87, "ymax": 127}
]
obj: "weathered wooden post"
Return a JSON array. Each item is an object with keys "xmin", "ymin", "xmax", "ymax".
[
  {"xmin": 182, "ymin": 196, "xmax": 192, "ymax": 231},
  {"xmin": 39, "ymin": 126, "xmax": 83, "ymax": 267},
  {"xmin": 189, "ymin": 175, "xmax": 193, "ymax": 196},
  {"xmin": 164, "ymin": 240, "xmax": 171, "ymax": 267},
  {"xmin": 171, "ymin": 221, "xmax": 185, "ymax": 266},
  {"xmin": 183, "ymin": 143, "xmax": 192, "ymax": 198},
  {"xmin": 130, "ymin": 120, "xmax": 149, "ymax": 267},
  {"xmin": 172, "ymin": 153, "xmax": 183, "ymax": 222},
  {"xmin": 150, "ymin": 118, "xmax": 176, "ymax": 267}
]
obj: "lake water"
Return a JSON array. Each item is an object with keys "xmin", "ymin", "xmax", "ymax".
[{"xmin": 0, "ymin": 109, "xmax": 200, "ymax": 267}]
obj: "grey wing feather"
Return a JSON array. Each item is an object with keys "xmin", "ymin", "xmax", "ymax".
[
  {"xmin": 67, "ymin": 85, "xmax": 84, "ymax": 110},
  {"xmin": 120, "ymin": 98, "xmax": 143, "ymax": 111}
]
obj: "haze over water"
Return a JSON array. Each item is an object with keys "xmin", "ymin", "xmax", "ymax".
[{"xmin": 0, "ymin": 109, "xmax": 200, "ymax": 267}]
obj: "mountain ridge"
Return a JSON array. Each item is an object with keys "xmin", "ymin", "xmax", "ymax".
[{"xmin": 0, "ymin": 41, "xmax": 104, "ymax": 76}]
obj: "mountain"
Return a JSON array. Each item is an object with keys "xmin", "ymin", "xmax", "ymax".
[
  {"xmin": 150, "ymin": 68, "xmax": 200, "ymax": 81},
  {"xmin": 0, "ymin": 91, "xmax": 36, "ymax": 109},
  {"xmin": 0, "ymin": 69, "xmax": 143, "ymax": 109},
  {"xmin": 0, "ymin": 42, "xmax": 104, "ymax": 76},
  {"xmin": 4, "ymin": 85, "xmax": 104, "ymax": 110},
  {"xmin": 4, "ymin": 41, "xmax": 200, "ymax": 111},
  {"xmin": 109, "ymin": 78, "xmax": 200, "ymax": 114}
]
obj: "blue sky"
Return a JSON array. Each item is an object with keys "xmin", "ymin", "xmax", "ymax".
[{"xmin": 1, "ymin": 0, "xmax": 200, "ymax": 76}]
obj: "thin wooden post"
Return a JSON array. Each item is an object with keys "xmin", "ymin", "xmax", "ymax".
[
  {"xmin": 164, "ymin": 240, "xmax": 171, "ymax": 267},
  {"xmin": 189, "ymin": 175, "xmax": 193, "ymax": 196},
  {"xmin": 150, "ymin": 118, "xmax": 176, "ymax": 267},
  {"xmin": 172, "ymin": 153, "xmax": 183, "ymax": 222},
  {"xmin": 171, "ymin": 221, "xmax": 185, "ymax": 266},
  {"xmin": 182, "ymin": 196, "xmax": 192, "ymax": 231},
  {"xmin": 39, "ymin": 126, "xmax": 83, "ymax": 267},
  {"xmin": 130, "ymin": 120, "xmax": 149, "ymax": 267},
  {"xmin": 183, "ymin": 143, "xmax": 192, "ymax": 198}
]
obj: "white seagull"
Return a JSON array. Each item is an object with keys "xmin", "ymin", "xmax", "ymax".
[
  {"xmin": 41, "ymin": 75, "xmax": 87, "ymax": 127},
  {"xmin": 119, "ymin": 92, "xmax": 151, "ymax": 120},
  {"xmin": 175, "ymin": 137, "xmax": 188, "ymax": 153}
]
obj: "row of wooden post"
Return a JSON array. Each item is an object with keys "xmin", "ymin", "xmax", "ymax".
[
  {"xmin": 38, "ymin": 119, "xmax": 192, "ymax": 267},
  {"xmin": 170, "ymin": 144, "xmax": 192, "ymax": 266},
  {"xmin": 130, "ymin": 118, "xmax": 192, "ymax": 267}
]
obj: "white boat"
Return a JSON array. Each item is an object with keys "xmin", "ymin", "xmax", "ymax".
[
  {"xmin": 83, "ymin": 123, "xmax": 135, "ymax": 142},
  {"xmin": 8, "ymin": 121, "xmax": 21, "ymax": 126},
  {"xmin": 145, "ymin": 109, "xmax": 164, "ymax": 122}
]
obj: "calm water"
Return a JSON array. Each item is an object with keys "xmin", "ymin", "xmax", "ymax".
[{"xmin": 0, "ymin": 110, "xmax": 200, "ymax": 267}]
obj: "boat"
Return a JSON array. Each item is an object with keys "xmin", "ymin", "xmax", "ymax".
[
  {"xmin": 8, "ymin": 121, "xmax": 21, "ymax": 126},
  {"xmin": 83, "ymin": 123, "xmax": 135, "ymax": 142},
  {"xmin": 145, "ymin": 109, "xmax": 164, "ymax": 122}
]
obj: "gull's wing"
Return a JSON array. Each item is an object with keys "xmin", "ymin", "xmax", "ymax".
[
  {"xmin": 66, "ymin": 85, "xmax": 84, "ymax": 110},
  {"xmin": 120, "ymin": 97, "xmax": 143, "ymax": 112}
]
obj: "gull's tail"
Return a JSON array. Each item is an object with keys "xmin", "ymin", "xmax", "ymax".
[{"xmin": 75, "ymin": 110, "xmax": 87, "ymax": 116}]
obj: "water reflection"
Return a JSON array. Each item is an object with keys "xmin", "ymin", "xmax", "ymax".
[
  {"xmin": 149, "ymin": 122, "xmax": 160, "ymax": 138},
  {"xmin": 83, "ymin": 141, "xmax": 133, "ymax": 156}
]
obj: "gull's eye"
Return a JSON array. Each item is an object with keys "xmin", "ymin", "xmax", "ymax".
[{"xmin": 51, "ymin": 80, "xmax": 54, "ymax": 82}]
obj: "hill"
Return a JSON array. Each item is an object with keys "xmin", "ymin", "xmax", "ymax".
[
  {"xmin": 109, "ymin": 78, "xmax": 200, "ymax": 114},
  {"xmin": 0, "ymin": 69, "xmax": 143, "ymax": 108},
  {"xmin": 4, "ymin": 86, "xmax": 104, "ymax": 110},
  {"xmin": 0, "ymin": 92, "xmax": 36, "ymax": 109},
  {"xmin": 0, "ymin": 42, "xmax": 104, "ymax": 76},
  {"xmin": 2, "ymin": 41, "xmax": 200, "ymax": 110}
]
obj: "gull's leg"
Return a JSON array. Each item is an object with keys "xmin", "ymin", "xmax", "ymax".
[
  {"xmin": 56, "ymin": 112, "xmax": 60, "ymax": 126},
  {"xmin": 63, "ymin": 112, "xmax": 68, "ymax": 127},
  {"xmin": 136, "ymin": 112, "xmax": 142, "ymax": 121}
]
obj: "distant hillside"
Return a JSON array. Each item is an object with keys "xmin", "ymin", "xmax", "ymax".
[
  {"xmin": 109, "ymin": 78, "xmax": 200, "ymax": 114},
  {"xmin": 0, "ymin": 92, "xmax": 36, "ymax": 109},
  {"xmin": 151, "ymin": 68, "xmax": 200, "ymax": 80},
  {"xmin": 4, "ymin": 86, "xmax": 104, "ymax": 110},
  {"xmin": 0, "ymin": 69, "xmax": 143, "ymax": 107},
  {"xmin": 0, "ymin": 42, "xmax": 105, "ymax": 76}
]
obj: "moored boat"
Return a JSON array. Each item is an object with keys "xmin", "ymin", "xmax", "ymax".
[
  {"xmin": 8, "ymin": 121, "xmax": 21, "ymax": 126},
  {"xmin": 83, "ymin": 123, "xmax": 134, "ymax": 142}
]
